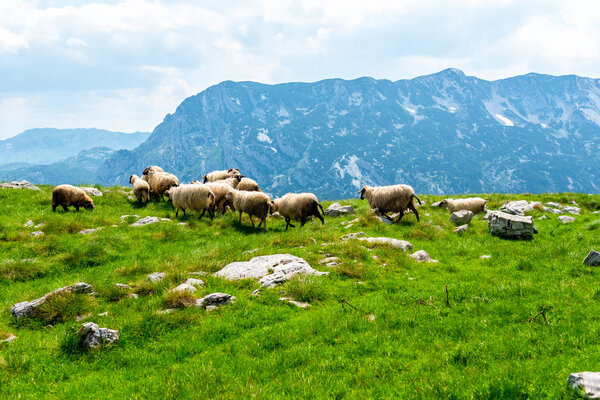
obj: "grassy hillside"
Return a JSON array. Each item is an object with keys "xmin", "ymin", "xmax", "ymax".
[{"xmin": 1, "ymin": 186, "xmax": 599, "ymax": 399}]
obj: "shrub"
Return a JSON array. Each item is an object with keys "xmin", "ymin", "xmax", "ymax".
[{"xmin": 284, "ymin": 275, "xmax": 327, "ymax": 303}]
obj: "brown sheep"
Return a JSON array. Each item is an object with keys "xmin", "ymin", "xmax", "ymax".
[
  {"xmin": 52, "ymin": 185, "xmax": 95, "ymax": 212},
  {"xmin": 358, "ymin": 184, "xmax": 422, "ymax": 223}
]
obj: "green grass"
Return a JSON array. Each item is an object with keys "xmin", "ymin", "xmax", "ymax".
[{"xmin": 1, "ymin": 186, "xmax": 599, "ymax": 398}]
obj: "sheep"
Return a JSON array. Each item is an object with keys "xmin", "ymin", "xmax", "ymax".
[
  {"xmin": 166, "ymin": 184, "xmax": 215, "ymax": 219},
  {"xmin": 129, "ymin": 174, "xmax": 150, "ymax": 205},
  {"xmin": 224, "ymin": 190, "xmax": 272, "ymax": 230},
  {"xmin": 358, "ymin": 184, "xmax": 422, "ymax": 223},
  {"xmin": 236, "ymin": 177, "xmax": 261, "ymax": 192},
  {"xmin": 202, "ymin": 168, "xmax": 241, "ymax": 183},
  {"xmin": 200, "ymin": 181, "xmax": 234, "ymax": 214},
  {"xmin": 273, "ymin": 193, "xmax": 324, "ymax": 230},
  {"xmin": 438, "ymin": 197, "xmax": 487, "ymax": 214},
  {"xmin": 142, "ymin": 166, "xmax": 164, "ymax": 175},
  {"xmin": 52, "ymin": 185, "xmax": 94, "ymax": 212},
  {"xmin": 145, "ymin": 170, "xmax": 179, "ymax": 201}
]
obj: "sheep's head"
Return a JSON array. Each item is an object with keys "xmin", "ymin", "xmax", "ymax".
[
  {"xmin": 129, "ymin": 175, "xmax": 135, "ymax": 184},
  {"xmin": 438, "ymin": 199, "xmax": 449, "ymax": 208},
  {"xmin": 83, "ymin": 198, "xmax": 94, "ymax": 210},
  {"xmin": 357, "ymin": 186, "xmax": 372, "ymax": 200},
  {"xmin": 268, "ymin": 201, "xmax": 277, "ymax": 214},
  {"xmin": 228, "ymin": 168, "xmax": 240, "ymax": 175},
  {"xmin": 233, "ymin": 174, "xmax": 243, "ymax": 183},
  {"xmin": 142, "ymin": 167, "xmax": 151, "ymax": 175}
]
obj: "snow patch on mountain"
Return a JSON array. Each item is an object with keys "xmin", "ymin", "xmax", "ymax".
[
  {"xmin": 257, "ymin": 129, "xmax": 272, "ymax": 143},
  {"xmin": 277, "ymin": 106, "xmax": 289, "ymax": 118},
  {"xmin": 495, "ymin": 114, "xmax": 514, "ymax": 127},
  {"xmin": 348, "ymin": 92, "xmax": 363, "ymax": 106}
]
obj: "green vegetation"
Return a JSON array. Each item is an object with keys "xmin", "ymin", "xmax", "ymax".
[{"xmin": 1, "ymin": 186, "xmax": 599, "ymax": 398}]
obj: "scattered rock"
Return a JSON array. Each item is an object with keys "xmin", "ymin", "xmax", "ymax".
[
  {"xmin": 177, "ymin": 222, "xmax": 186, "ymax": 226},
  {"xmin": 160, "ymin": 218, "xmax": 171, "ymax": 221},
  {"xmin": 479, "ymin": 255, "xmax": 491, "ymax": 259},
  {"xmin": 538, "ymin": 215, "xmax": 547, "ymax": 220},
  {"xmin": 378, "ymin": 216, "xmax": 393, "ymax": 225},
  {"xmin": 545, "ymin": 202, "xmax": 562, "ymax": 209},
  {"xmin": 184, "ymin": 278, "xmax": 205, "ymax": 287},
  {"xmin": 214, "ymin": 254, "xmax": 328, "ymax": 288},
  {"xmin": 567, "ymin": 372, "xmax": 600, "ymax": 399},
  {"xmin": 340, "ymin": 232, "xmax": 365, "ymax": 240},
  {"xmin": 115, "ymin": 283, "xmax": 131, "ymax": 290},
  {"xmin": 127, "ymin": 196, "xmax": 137, "ymax": 201},
  {"xmin": 35, "ymin": 223, "xmax": 45, "ymax": 228},
  {"xmin": 319, "ymin": 256, "xmax": 340, "ymax": 267},
  {"xmin": 97, "ymin": 312, "xmax": 108, "ymax": 317},
  {"xmin": 0, "ymin": 180, "xmax": 40, "ymax": 190},
  {"xmin": 367, "ymin": 314, "xmax": 376, "ymax": 321},
  {"xmin": 563, "ymin": 206, "xmax": 581, "ymax": 215},
  {"xmin": 279, "ymin": 297, "xmax": 310, "ymax": 308},
  {"xmin": 195, "ymin": 293, "xmax": 236, "ymax": 310},
  {"xmin": 583, "ymin": 250, "xmax": 600, "ymax": 266},
  {"xmin": 77, "ymin": 322, "xmax": 118, "ymax": 348},
  {"xmin": 558, "ymin": 215, "xmax": 575, "ymax": 224},
  {"xmin": 24, "ymin": 220, "xmax": 34, "ymax": 227},
  {"xmin": 450, "ymin": 210, "xmax": 474, "ymax": 225},
  {"xmin": 130, "ymin": 216, "xmax": 161, "ymax": 226},
  {"xmin": 120, "ymin": 214, "xmax": 140, "ymax": 220},
  {"xmin": 409, "ymin": 250, "xmax": 438, "ymax": 263},
  {"xmin": 146, "ymin": 272, "xmax": 166, "ymax": 282},
  {"xmin": 269, "ymin": 212, "xmax": 283, "ymax": 219},
  {"xmin": 80, "ymin": 187, "xmax": 103, "ymax": 196},
  {"xmin": 78, "ymin": 227, "xmax": 103, "ymax": 235},
  {"xmin": 157, "ymin": 308, "xmax": 175, "ymax": 314},
  {"xmin": 188, "ymin": 271, "xmax": 208, "ymax": 276},
  {"xmin": 454, "ymin": 224, "xmax": 468, "ymax": 233},
  {"xmin": 1, "ymin": 334, "xmax": 17, "ymax": 344},
  {"xmin": 29, "ymin": 231, "xmax": 44, "ymax": 237},
  {"xmin": 500, "ymin": 200, "xmax": 540, "ymax": 216},
  {"xmin": 488, "ymin": 211, "xmax": 535, "ymax": 240},
  {"xmin": 128, "ymin": 293, "xmax": 139, "ymax": 299},
  {"xmin": 356, "ymin": 236, "xmax": 413, "ymax": 251},
  {"xmin": 251, "ymin": 289, "xmax": 261, "ymax": 297},
  {"xmin": 171, "ymin": 283, "xmax": 197, "ymax": 293},
  {"xmin": 544, "ymin": 207, "xmax": 563, "ymax": 214},
  {"xmin": 324, "ymin": 203, "xmax": 355, "ymax": 217},
  {"xmin": 341, "ymin": 218, "xmax": 359, "ymax": 226},
  {"xmin": 11, "ymin": 282, "xmax": 93, "ymax": 318}
]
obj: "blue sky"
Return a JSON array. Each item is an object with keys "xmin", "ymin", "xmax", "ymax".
[{"xmin": 1, "ymin": 0, "xmax": 599, "ymax": 139}]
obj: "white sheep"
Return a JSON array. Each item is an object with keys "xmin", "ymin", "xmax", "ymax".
[
  {"xmin": 237, "ymin": 177, "xmax": 261, "ymax": 192},
  {"xmin": 52, "ymin": 185, "xmax": 94, "ymax": 212},
  {"xmin": 438, "ymin": 198, "xmax": 487, "ymax": 214},
  {"xmin": 166, "ymin": 184, "xmax": 215, "ymax": 219},
  {"xmin": 129, "ymin": 174, "xmax": 150, "ymax": 205},
  {"xmin": 145, "ymin": 170, "xmax": 179, "ymax": 201},
  {"xmin": 224, "ymin": 190, "xmax": 273, "ymax": 230},
  {"xmin": 202, "ymin": 168, "xmax": 240, "ymax": 183},
  {"xmin": 358, "ymin": 184, "xmax": 422, "ymax": 223},
  {"xmin": 273, "ymin": 193, "xmax": 324, "ymax": 230},
  {"xmin": 203, "ymin": 181, "xmax": 234, "ymax": 214}
]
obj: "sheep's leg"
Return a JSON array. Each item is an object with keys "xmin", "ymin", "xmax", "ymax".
[
  {"xmin": 249, "ymin": 216, "xmax": 255, "ymax": 227},
  {"xmin": 262, "ymin": 218, "xmax": 267, "ymax": 231},
  {"xmin": 52, "ymin": 204, "xmax": 57, "ymax": 212},
  {"xmin": 313, "ymin": 202, "xmax": 324, "ymax": 224},
  {"xmin": 239, "ymin": 211, "xmax": 243, "ymax": 223},
  {"xmin": 300, "ymin": 218, "xmax": 306, "ymax": 228},
  {"xmin": 407, "ymin": 202, "xmax": 420, "ymax": 222},
  {"xmin": 208, "ymin": 207, "xmax": 214, "ymax": 220},
  {"xmin": 75, "ymin": 205, "xmax": 80, "ymax": 212},
  {"xmin": 394, "ymin": 210, "xmax": 405, "ymax": 223},
  {"xmin": 62, "ymin": 205, "xmax": 69, "ymax": 212},
  {"xmin": 183, "ymin": 209, "xmax": 186, "ymax": 216},
  {"xmin": 176, "ymin": 209, "xmax": 179, "ymax": 217},
  {"xmin": 199, "ymin": 209, "xmax": 206, "ymax": 220},
  {"xmin": 382, "ymin": 213, "xmax": 393, "ymax": 221}
]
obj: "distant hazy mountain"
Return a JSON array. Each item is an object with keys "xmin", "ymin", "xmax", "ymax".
[
  {"xmin": 97, "ymin": 69, "xmax": 600, "ymax": 198},
  {"xmin": 0, "ymin": 128, "xmax": 149, "ymax": 165},
  {"xmin": 0, "ymin": 147, "xmax": 114, "ymax": 185}
]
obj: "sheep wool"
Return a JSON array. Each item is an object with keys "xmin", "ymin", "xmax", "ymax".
[
  {"xmin": 146, "ymin": 170, "xmax": 179, "ymax": 200},
  {"xmin": 273, "ymin": 193, "xmax": 324, "ymax": 230},
  {"xmin": 359, "ymin": 184, "xmax": 422, "ymax": 223},
  {"xmin": 129, "ymin": 174, "xmax": 150, "ymax": 204},
  {"xmin": 225, "ymin": 190, "xmax": 272, "ymax": 230},
  {"xmin": 204, "ymin": 182, "xmax": 234, "ymax": 214},
  {"xmin": 202, "ymin": 168, "xmax": 241, "ymax": 183},
  {"xmin": 167, "ymin": 184, "xmax": 215, "ymax": 219},
  {"xmin": 52, "ymin": 185, "xmax": 95, "ymax": 212},
  {"xmin": 439, "ymin": 198, "xmax": 487, "ymax": 214},
  {"xmin": 237, "ymin": 177, "xmax": 261, "ymax": 192}
]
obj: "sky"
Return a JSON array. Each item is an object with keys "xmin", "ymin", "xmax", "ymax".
[{"xmin": 1, "ymin": 0, "xmax": 599, "ymax": 139}]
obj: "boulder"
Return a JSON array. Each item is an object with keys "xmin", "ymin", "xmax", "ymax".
[
  {"xmin": 500, "ymin": 200, "xmax": 539, "ymax": 216},
  {"xmin": 583, "ymin": 250, "xmax": 600, "ymax": 266},
  {"xmin": 130, "ymin": 217, "xmax": 161, "ymax": 226},
  {"xmin": 184, "ymin": 278, "xmax": 205, "ymax": 287},
  {"xmin": 454, "ymin": 224, "xmax": 468, "ymax": 233},
  {"xmin": 80, "ymin": 187, "xmax": 103, "ymax": 196},
  {"xmin": 146, "ymin": 272, "xmax": 166, "ymax": 282},
  {"xmin": 558, "ymin": 215, "xmax": 575, "ymax": 224},
  {"xmin": 409, "ymin": 250, "xmax": 438, "ymax": 263},
  {"xmin": 356, "ymin": 236, "xmax": 412, "ymax": 251},
  {"xmin": 279, "ymin": 297, "xmax": 310, "ymax": 308},
  {"xmin": 0, "ymin": 180, "xmax": 40, "ymax": 190},
  {"xmin": 319, "ymin": 256, "xmax": 340, "ymax": 267},
  {"xmin": 563, "ymin": 206, "xmax": 581, "ymax": 215},
  {"xmin": 545, "ymin": 202, "xmax": 562, "ymax": 209},
  {"xmin": 77, "ymin": 322, "xmax": 118, "ymax": 349},
  {"xmin": 11, "ymin": 282, "xmax": 93, "ymax": 318},
  {"xmin": 568, "ymin": 372, "xmax": 600, "ymax": 399},
  {"xmin": 544, "ymin": 207, "xmax": 563, "ymax": 214},
  {"xmin": 214, "ymin": 254, "xmax": 328, "ymax": 288},
  {"xmin": 450, "ymin": 210, "xmax": 474, "ymax": 225},
  {"xmin": 488, "ymin": 211, "xmax": 534, "ymax": 240},
  {"xmin": 171, "ymin": 283, "xmax": 197, "ymax": 293},
  {"xmin": 324, "ymin": 203, "xmax": 355, "ymax": 217},
  {"xmin": 29, "ymin": 231, "xmax": 44, "ymax": 237},
  {"xmin": 195, "ymin": 293, "xmax": 236, "ymax": 310}
]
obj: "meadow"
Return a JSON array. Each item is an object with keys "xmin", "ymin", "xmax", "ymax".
[{"xmin": 1, "ymin": 185, "xmax": 599, "ymax": 399}]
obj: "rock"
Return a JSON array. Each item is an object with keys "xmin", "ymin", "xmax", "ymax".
[
  {"xmin": 319, "ymin": 256, "xmax": 340, "ymax": 267},
  {"xmin": 558, "ymin": 215, "xmax": 575, "ymax": 224},
  {"xmin": 595, "ymin": 211, "xmax": 600, "ymax": 214},
  {"xmin": 171, "ymin": 283, "xmax": 197, "ymax": 293},
  {"xmin": 500, "ymin": 200, "xmax": 539, "ymax": 216},
  {"xmin": 324, "ymin": 203, "xmax": 355, "ymax": 217},
  {"xmin": 251, "ymin": 289, "xmax": 261, "ymax": 297},
  {"xmin": 242, "ymin": 248, "xmax": 259, "ymax": 255},
  {"xmin": 0, "ymin": 180, "xmax": 40, "ymax": 190},
  {"xmin": 563, "ymin": 206, "xmax": 581, "ymax": 215},
  {"xmin": 214, "ymin": 254, "xmax": 328, "ymax": 288},
  {"xmin": 479, "ymin": 255, "xmax": 491, "ymax": 259},
  {"xmin": 78, "ymin": 227, "xmax": 103, "ymax": 235},
  {"xmin": 120, "ymin": 214, "xmax": 140, "ymax": 219},
  {"xmin": 488, "ymin": 211, "xmax": 535, "ymax": 240},
  {"xmin": 76, "ymin": 313, "xmax": 91, "ymax": 321},
  {"xmin": 568, "ymin": 372, "xmax": 600, "ymax": 399},
  {"xmin": 378, "ymin": 216, "xmax": 393, "ymax": 225},
  {"xmin": 184, "ymin": 278, "xmax": 205, "ymax": 287},
  {"xmin": 160, "ymin": 218, "xmax": 171, "ymax": 221},
  {"xmin": 545, "ymin": 202, "xmax": 562, "ymax": 209},
  {"xmin": 538, "ymin": 215, "xmax": 547, "ymax": 220},
  {"xmin": 544, "ymin": 207, "xmax": 563, "ymax": 214},
  {"xmin": 35, "ymin": 223, "xmax": 45, "ymax": 228},
  {"xmin": 1, "ymin": 334, "xmax": 17, "ymax": 344},
  {"xmin": 583, "ymin": 250, "xmax": 600, "ymax": 266},
  {"xmin": 11, "ymin": 282, "xmax": 93, "ymax": 318},
  {"xmin": 356, "ymin": 236, "xmax": 413, "ymax": 251},
  {"xmin": 195, "ymin": 293, "xmax": 236, "ymax": 310},
  {"xmin": 128, "ymin": 293, "xmax": 139, "ymax": 299},
  {"xmin": 454, "ymin": 224, "xmax": 468, "ymax": 233},
  {"xmin": 340, "ymin": 218, "xmax": 359, "ymax": 226},
  {"xmin": 77, "ymin": 322, "xmax": 118, "ymax": 348},
  {"xmin": 269, "ymin": 212, "xmax": 283, "ymax": 219},
  {"xmin": 127, "ymin": 196, "xmax": 136, "ymax": 201},
  {"xmin": 409, "ymin": 250, "xmax": 438, "ymax": 263},
  {"xmin": 115, "ymin": 283, "xmax": 131, "ymax": 290},
  {"xmin": 29, "ymin": 231, "xmax": 44, "ymax": 237},
  {"xmin": 80, "ymin": 187, "xmax": 103, "ymax": 196},
  {"xmin": 188, "ymin": 271, "xmax": 208, "ymax": 276},
  {"xmin": 146, "ymin": 272, "xmax": 166, "ymax": 282},
  {"xmin": 24, "ymin": 220, "xmax": 34, "ymax": 227},
  {"xmin": 130, "ymin": 216, "xmax": 161, "ymax": 226},
  {"xmin": 340, "ymin": 232, "xmax": 365, "ymax": 240},
  {"xmin": 97, "ymin": 312, "xmax": 108, "ymax": 316},
  {"xmin": 177, "ymin": 222, "xmax": 186, "ymax": 226},
  {"xmin": 279, "ymin": 297, "xmax": 310, "ymax": 308},
  {"xmin": 450, "ymin": 210, "xmax": 474, "ymax": 225}
]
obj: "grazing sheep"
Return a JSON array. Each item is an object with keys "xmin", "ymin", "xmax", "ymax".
[
  {"xmin": 237, "ymin": 177, "xmax": 261, "ymax": 192},
  {"xmin": 52, "ymin": 185, "xmax": 94, "ymax": 212},
  {"xmin": 145, "ymin": 170, "xmax": 179, "ymax": 201},
  {"xmin": 203, "ymin": 181, "xmax": 234, "ymax": 214},
  {"xmin": 166, "ymin": 184, "xmax": 215, "ymax": 219},
  {"xmin": 224, "ymin": 190, "xmax": 272, "ymax": 230},
  {"xmin": 358, "ymin": 184, "xmax": 422, "ymax": 223},
  {"xmin": 202, "ymin": 168, "xmax": 241, "ymax": 183},
  {"xmin": 273, "ymin": 193, "xmax": 324, "ymax": 230},
  {"xmin": 142, "ymin": 166, "xmax": 164, "ymax": 175},
  {"xmin": 438, "ymin": 198, "xmax": 487, "ymax": 214},
  {"xmin": 129, "ymin": 174, "xmax": 150, "ymax": 205}
]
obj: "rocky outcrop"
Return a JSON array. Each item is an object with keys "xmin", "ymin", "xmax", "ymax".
[
  {"xmin": 0, "ymin": 180, "xmax": 40, "ymax": 190},
  {"xmin": 568, "ymin": 372, "xmax": 600, "ymax": 399},
  {"xmin": 584, "ymin": 250, "xmax": 600, "ymax": 266},
  {"xmin": 77, "ymin": 322, "xmax": 119, "ymax": 349},
  {"xmin": 558, "ymin": 215, "xmax": 575, "ymax": 224},
  {"xmin": 500, "ymin": 200, "xmax": 539, "ymax": 216},
  {"xmin": 11, "ymin": 282, "xmax": 93, "ymax": 318},
  {"xmin": 130, "ymin": 217, "xmax": 161, "ymax": 226},
  {"xmin": 80, "ymin": 187, "xmax": 103, "ymax": 196},
  {"xmin": 488, "ymin": 211, "xmax": 535, "ymax": 239},
  {"xmin": 195, "ymin": 293, "xmax": 236, "ymax": 310},
  {"xmin": 325, "ymin": 203, "xmax": 355, "ymax": 217},
  {"xmin": 450, "ymin": 210, "xmax": 473, "ymax": 225},
  {"xmin": 342, "ymin": 232, "xmax": 412, "ymax": 251},
  {"xmin": 409, "ymin": 250, "xmax": 438, "ymax": 263},
  {"xmin": 147, "ymin": 272, "xmax": 166, "ymax": 282}
]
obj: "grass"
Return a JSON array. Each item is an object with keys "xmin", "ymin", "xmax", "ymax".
[{"xmin": 0, "ymin": 185, "xmax": 599, "ymax": 398}]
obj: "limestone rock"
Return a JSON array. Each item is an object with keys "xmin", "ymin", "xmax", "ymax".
[
  {"xmin": 538, "ymin": 215, "xmax": 547, "ymax": 220},
  {"xmin": 195, "ymin": 293, "xmax": 236, "ymax": 310},
  {"xmin": 24, "ymin": 220, "xmax": 34, "ymax": 227},
  {"xmin": 562, "ymin": 206, "xmax": 581, "ymax": 215},
  {"xmin": 80, "ymin": 187, "xmax": 103, "ymax": 196},
  {"xmin": 1, "ymin": 334, "xmax": 17, "ymax": 344},
  {"xmin": 558, "ymin": 215, "xmax": 575, "ymax": 224},
  {"xmin": 500, "ymin": 200, "xmax": 539, "ymax": 216},
  {"xmin": 325, "ymin": 203, "xmax": 355, "ymax": 217},
  {"xmin": 279, "ymin": 297, "xmax": 310, "ymax": 308},
  {"xmin": 214, "ymin": 254, "xmax": 328, "ymax": 288},
  {"xmin": 11, "ymin": 282, "xmax": 93, "ymax": 318},
  {"xmin": 544, "ymin": 207, "xmax": 563, "ymax": 214},
  {"xmin": 340, "ymin": 232, "xmax": 365, "ymax": 240},
  {"xmin": 184, "ymin": 278, "xmax": 205, "ymax": 287},
  {"xmin": 0, "ymin": 181, "xmax": 40, "ymax": 190},
  {"xmin": 479, "ymin": 255, "xmax": 491, "ymax": 259},
  {"xmin": 130, "ymin": 216, "xmax": 161, "ymax": 226},
  {"xmin": 450, "ymin": 210, "xmax": 474, "ymax": 225},
  {"xmin": 409, "ymin": 250, "xmax": 438, "ymax": 263},
  {"xmin": 29, "ymin": 231, "xmax": 44, "ymax": 237},
  {"xmin": 583, "ymin": 250, "xmax": 600, "ymax": 266},
  {"xmin": 545, "ymin": 202, "xmax": 562, "ymax": 209},
  {"xmin": 146, "ymin": 272, "xmax": 166, "ymax": 282},
  {"xmin": 340, "ymin": 218, "xmax": 359, "ymax": 226},
  {"xmin": 171, "ymin": 283, "xmax": 197, "ymax": 293},
  {"xmin": 357, "ymin": 236, "xmax": 413, "ymax": 251},
  {"xmin": 188, "ymin": 271, "xmax": 208, "ymax": 276},
  {"xmin": 454, "ymin": 224, "xmax": 468, "ymax": 233},
  {"xmin": 488, "ymin": 211, "xmax": 534, "ymax": 240},
  {"xmin": 115, "ymin": 283, "xmax": 131, "ymax": 290},
  {"xmin": 77, "ymin": 322, "xmax": 119, "ymax": 348},
  {"xmin": 120, "ymin": 214, "xmax": 140, "ymax": 220},
  {"xmin": 568, "ymin": 372, "xmax": 600, "ymax": 399},
  {"xmin": 78, "ymin": 227, "xmax": 103, "ymax": 235},
  {"xmin": 319, "ymin": 256, "xmax": 340, "ymax": 267}
]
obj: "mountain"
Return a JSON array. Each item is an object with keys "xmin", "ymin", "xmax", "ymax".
[
  {"xmin": 103, "ymin": 70, "xmax": 600, "ymax": 197},
  {"xmin": 0, "ymin": 128, "xmax": 150, "ymax": 165},
  {"xmin": 0, "ymin": 147, "xmax": 114, "ymax": 185}
]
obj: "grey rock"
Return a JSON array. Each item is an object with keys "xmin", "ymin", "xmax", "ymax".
[
  {"xmin": 325, "ymin": 203, "xmax": 355, "ymax": 217},
  {"xmin": 251, "ymin": 289, "xmax": 261, "ymax": 297},
  {"xmin": 355, "ymin": 236, "xmax": 413, "ymax": 251},
  {"xmin": 184, "ymin": 278, "xmax": 205, "ymax": 287},
  {"xmin": 215, "ymin": 254, "xmax": 328, "ymax": 288},
  {"xmin": 195, "ymin": 293, "xmax": 236, "ymax": 309},
  {"xmin": 35, "ymin": 223, "xmax": 45, "ymax": 228},
  {"xmin": 97, "ymin": 312, "xmax": 108, "ymax": 316},
  {"xmin": 409, "ymin": 250, "xmax": 438, "ymax": 263},
  {"xmin": 11, "ymin": 282, "xmax": 93, "ymax": 318},
  {"xmin": 77, "ymin": 322, "xmax": 118, "ymax": 348},
  {"xmin": 341, "ymin": 232, "xmax": 365, "ymax": 240},
  {"xmin": 538, "ymin": 215, "xmax": 547, "ymax": 220},
  {"xmin": 583, "ymin": 250, "xmax": 600, "ymax": 266},
  {"xmin": 544, "ymin": 207, "xmax": 563, "ymax": 214},
  {"xmin": 29, "ymin": 231, "xmax": 44, "ymax": 237},
  {"xmin": 558, "ymin": 215, "xmax": 575, "ymax": 224},
  {"xmin": 488, "ymin": 211, "xmax": 534, "ymax": 240},
  {"xmin": 319, "ymin": 256, "xmax": 340, "ymax": 267},
  {"xmin": 563, "ymin": 206, "xmax": 581, "ymax": 215},
  {"xmin": 568, "ymin": 372, "xmax": 600, "ymax": 399},
  {"xmin": 1, "ymin": 334, "xmax": 17, "ymax": 344},
  {"xmin": 160, "ymin": 218, "xmax": 171, "ymax": 221},
  {"xmin": 80, "ymin": 187, "xmax": 103, "ymax": 196},
  {"xmin": 500, "ymin": 200, "xmax": 539, "ymax": 216},
  {"xmin": 0, "ymin": 180, "xmax": 40, "ymax": 190},
  {"xmin": 269, "ymin": 212, "xmax": 283, "ymax": 219},
  {"xmin": 188, "ymin": 271, "xmax": 208, "ymax": 276},
  {"xmin": 545, "ymin": 202, "xmax": 562, "ymax": 209},
  {"xmin": 24, "ymin": 220, "xmax": 34, "ymax": 227},
  {"xmin": 128, "ymin": 293, "xmax": 139, "ymax": 299},
  {"xmin": 454, "ymin": 224, "xmax": 468, "ymax": 233},
  {"xmin": 130, "ymin": 216, "xmax": 161, "ymax": 226},
  {"xmin": 450, "ymin": 210, "xmax": 474, "ymax": 225},
  {"xmin": 378, "ymin": 216, "xmax": 393, "ymax": 225},
  {"xmin": 78, "ymin": 227, "xmax": 103, "ymax": 235},
  {"xmin": 479, "ymin": 255, "xmax": 491, "ymax": 259},
  {"xmin": 146, "ymin": 272, "xmax": 166, "ymax": 282},
  {"xmin": 340, "ymin": 218, "xmax": 359, "ymax": 226},
  {"xmin": 279, "ymin": 297, "xmax": 310, "ymax": 308},
  {"xmin": 171, "ymin": 283, "xmax": 197, "ymax": 293},
  {"xmin": 115, "ymin": 283, "xmax": 131, "ymax": 290}
]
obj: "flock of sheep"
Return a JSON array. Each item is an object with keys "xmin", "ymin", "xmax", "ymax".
[{"xmin": 50, "ymin": 166, "xmax": 489, "ymax": 230}]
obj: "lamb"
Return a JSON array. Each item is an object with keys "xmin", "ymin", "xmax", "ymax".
[
  {"xmin": 52, "ymin": 185, "xmax": 95, "ymax": 212},
  {"xmin": 273, "ymin": 193, "xmax": 324, "ymax": 230},
  {"xmin": 145, "ymin": 169, "xmax": 179, "ymax": 201},
  {"xmin": 438, "ymin": 197, "xmax": 487, "ymax": 214},
  {"xmin": 129, "ymin": 174, "xmax": 150, "ymax": 205},
  {"xmin": 166, "ymin": 184, "xmax": 215, "ymax": 219},
  {"xmin": 202, "ymin": 168, "xmax": 241, "ymax": 183},
  {"xmin": 358, "ymin": 184, "xmax": 422, "ymax": 223},
  {"xmin": 224, "ymin": 190, "xmax": 272, "ymax": 230}
]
